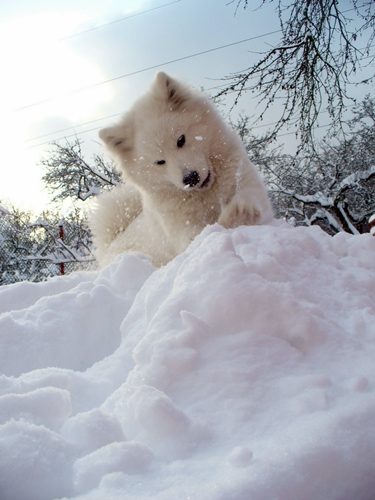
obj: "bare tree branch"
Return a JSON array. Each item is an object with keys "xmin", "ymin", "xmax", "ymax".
[
  {"xmin": 40, "ymin": 138, "xmax": 122, "ymax": 204},
  {"xmin": 220, "ymin": 0, "xmax": 375, "ymax": 148}
]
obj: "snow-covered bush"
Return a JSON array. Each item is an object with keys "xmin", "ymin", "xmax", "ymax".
[{"xmin": 237, "ymin": 97, "xmax": 375, "ymax": 235}]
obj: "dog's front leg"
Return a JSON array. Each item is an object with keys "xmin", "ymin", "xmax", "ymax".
[{"xmin": 218, "ymin": 189, "xmax": 261, "ymax": 229}]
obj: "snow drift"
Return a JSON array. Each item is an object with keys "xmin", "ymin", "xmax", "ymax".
[{"xmin": 0, "ymin": 221, "xmax": 375, "ymax": 500}]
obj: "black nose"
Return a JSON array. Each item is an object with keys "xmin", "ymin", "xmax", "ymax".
[{"xmin": 183, "ymin": 171, "xmax": 200, "ymax": 187}]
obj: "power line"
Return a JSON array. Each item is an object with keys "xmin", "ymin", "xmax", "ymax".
[
  {"xmin": 22, "ymin": 3, "xmax": 374, "ymax": 146},
  {"xmin": 23, "ymin": 33, "xmax": 375, "ymax": 143},
  {"xmin": 60, "ymin": 0, "xmax": 182, "ymax": 41},
  {"xmin": 25, "ymin": 82, "xmax": 232, "ymax": 144},
  {"xmin": 60, "ymin": 1, "xmax": 361, "ymax": 43},
  {"xmin": 26, "ymin": 70, "xmax": 364, "ymax": 148},
  {"xmin": 25, "ymin": 113, "xmax": 122, "ymax": 143},
  {"xmin": 27, "ymin": 100, "xmax": 357, "ymax": 150},
  {"xmin": 30, "ymin": 126, "xmax": 105, "ymax": 149},
  {"xmin": 25, "ymin": 47, "xmax": 373, "ymax": 148},
  {"xmin": 15, "ymin": 30, "xmax": 281, "ymax": 113},
  {"xmin": 27, "ymin": 89, "xmax": 229, "ymax": 148},
  {"xmin": 26, "ymin": 117, "xmax": 338, "ymax": 150}
]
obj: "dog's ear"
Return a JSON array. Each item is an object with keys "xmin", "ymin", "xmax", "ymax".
[
  {"xmin": 154, "ymin": 72, "xmax": 192, "ymax": 109},
  {"xmin": 99, "ymin": 123, "xmax": 133, "ymax": 153}
]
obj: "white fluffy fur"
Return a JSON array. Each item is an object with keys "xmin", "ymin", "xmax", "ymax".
[{"xmin": 90, "ymin": 72, "xmax": 273, "ymax": 267}]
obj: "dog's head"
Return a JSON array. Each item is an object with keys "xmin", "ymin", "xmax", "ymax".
[{"xmin": 99, "ymin": 73, "xmax": 224, "ymax": 193}]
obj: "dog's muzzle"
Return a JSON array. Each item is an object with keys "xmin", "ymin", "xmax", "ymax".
[{"xmin": 183, "ymin": 171, "xmax": 211, "ymax": 189}]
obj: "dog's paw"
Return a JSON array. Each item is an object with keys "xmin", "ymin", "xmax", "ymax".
[{"xmin": 218, "ymin": 195, "xmax": 261, "ymax": 229}]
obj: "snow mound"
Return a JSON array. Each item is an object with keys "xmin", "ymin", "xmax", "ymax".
[{"xmin": 0, "ymin": 221, "xmax": 375, "ymax": 500}]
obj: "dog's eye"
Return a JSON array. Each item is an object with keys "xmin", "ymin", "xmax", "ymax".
[
  {"xmin": 177, "ymin": 135, "xmax": 185, "ymax": 148},
  {"xmin": 155, "ymin": 160, "xmax": 166, "ymax": 165}
]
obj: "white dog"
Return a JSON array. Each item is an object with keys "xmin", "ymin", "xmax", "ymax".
[{"xmin": 90, "ymin": 72, "xmax": 273, "ymax": 267}]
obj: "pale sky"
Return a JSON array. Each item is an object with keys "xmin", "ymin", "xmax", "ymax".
[{"xmin": 0, "ymin": 0, "xmax": 372, "ymax": 213}]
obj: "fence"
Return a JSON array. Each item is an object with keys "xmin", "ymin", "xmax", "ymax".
[
  {"xmin": 0, "ymin": 210, "xmax": 97, "ymax": 286},
  {"xmin": 370, "ymin": 214, "xmax": 375, "ymax": 236}
]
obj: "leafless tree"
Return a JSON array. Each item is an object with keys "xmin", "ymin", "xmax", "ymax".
[
  {"xmin": 41, "ymin": 138, "xmax": 122, "ymax": 204},
  {"xmin": 222, "ymin": 0, "xmax": 375, "ymax": 148}
]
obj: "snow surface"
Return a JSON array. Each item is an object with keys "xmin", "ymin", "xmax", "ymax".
[{"xmin": 1, "ymin": 221, "xmax": 375, "ymax": 500}]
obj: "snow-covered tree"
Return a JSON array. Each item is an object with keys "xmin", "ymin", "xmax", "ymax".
[
  {"xmin": 40, "ymin": 138, "xmax": 122, "ymax": 204},
  {"xmin": 0, "ymin": 206, "xmax": 95, "ymax": 285},
  {"xmin": 222, "ymin": 0, "xmax": 375, "ymax": 148},
  {"xmin": 237, "ymin": 97, "xmax": 375, "ymax": 235}
]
